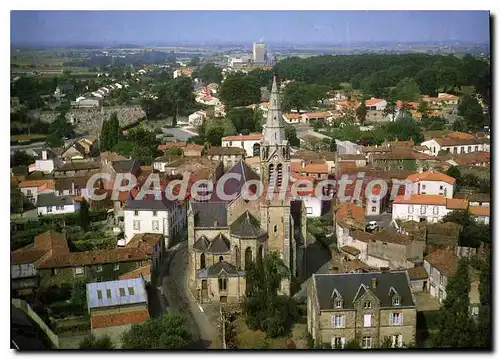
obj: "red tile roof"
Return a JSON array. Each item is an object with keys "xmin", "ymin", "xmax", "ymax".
[
  {"xmin": 90, "ymin": 309, "xmax": 150, "ymax": 329},
  {"xmin": 18, "ymin": 179, "xmax": 55, "ymax": 190},
  {"xmin": 11, "ymin": 231, "xmax": 69, "ymax": 265},
  {"xmin": 424, "ymin": 249, "xmax": 457, "ymax": 278},
  {"xmin": 222, "ymin": 134, "xmax": 262, "ymax": 141},
  {"xmin": 394, "ymin": 194, "xmax": 447, "ymax": 206},
  {"xmin": 406, "ymin": 171, "xmax": 456, "ymax": 185},
  {"xmin": 468, "ymin": 206, "xmax": 490, "ymax": 217},
  {"xmin": 446, "ymin": 198, "xmax": 468, "ymax": 210},
  {"xmin": 125, "ymin": 233, "xmax": 163, "ymax": 255},
  {"xmin": 119, "ymin": 265, "xmax": 151, "ymax": 280},
  {"xmin": 365, "ymin": 98, "xmax": 385, "ymax": 106}
]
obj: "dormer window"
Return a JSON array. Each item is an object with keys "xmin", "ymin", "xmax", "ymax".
[
  {"xmin": 389, "ymin": 286, "xmax": 400, "ymax": 306},
  {"xmin": 393, "ymin": 296, "xmax": 400, "ymax": 306},
  {"xmin": 335, "ymin": 299, "xmax": 343, "ymax": 309},
  {"xmin": 364, "ymin": 301, "xmax": 371, "ymax": 309}
]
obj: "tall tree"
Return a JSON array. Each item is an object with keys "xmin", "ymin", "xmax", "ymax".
[
  {"xmin": 457, "ymin": 95, "xmax": 485, "ymax": 132},
  {"xmin": 417, "ymin": 101, "xmax": 430, "ymax": 118},
  {"xmin": 219, "ymin": 72, "xmax": 261, "ymax": 108},
  {"xmin": 192, "ymin": 63, "xmax": 223, "ymax": 85},
  {"xmin": 392, "ymin": 77, "xmax": 421, "ymax": 102},
  {"xmin": 356, "ymin": 101, "xmax": 367, "ymax": 125},
  {"xmin": 429, "ymin": 259, "xmax": 477, "ymax": 348},
  {"xmin": 121, "ymin": 312, "xmax": 193, "ymax": 349},
  {"xmin": 78, "ymin": 199, "xmax": 90, "ymax": 232}
]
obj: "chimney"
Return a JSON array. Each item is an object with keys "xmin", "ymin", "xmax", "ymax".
[
  {"xmin": 371, "ymin": 278, "xmax": 377, "ymax": 289},
  {"xmin": 42, "ymin": 150, "xmax": 47, "ymax": 160}
]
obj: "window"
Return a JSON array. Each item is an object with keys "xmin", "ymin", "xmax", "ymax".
[
  {"xmin": 408, "ymin": 205, "xmax": 414, "ymax": 214},
  {"xmin": 97, "ymin": 290, "xmax": 102, "ymax": 299},
  {"xmin": 390, "ymin": 312, "xmax": 402, "ymax": 326},
  {"xmin": 471, "ymin": 306, "xmax": 479, "ymax": 315},
  {"xmin": 52, "ymin": 268, "xmax": 58, "ymax": 275},
  {"xmin": 393, "ymin": 296, "xmax": 400, "ymax": 306},
  {"xmin": 274, "ymin": 225, "xmax": 277, "ymax": 233},
  {"xmin": 152, "ymin": 220, "xmax": 160, "ymax": 231},
  {"xmin": 335, "ymin": 299, "xmax": 343, "ymax": 309},
  {"xmin": 331, "ymin": 337, "xmax": 345, "ymax": 349},
  {"xmin": 363, "ymin": 314, "xmax": 372, "ymax": 327},
  {"xmin": 114, "ymin": 264, "xmax": 120, "ymax": 271},
  {"xmin": 26, "ymin": 190, "xmax": 32, "ymax": 196},
  {"xmin": 152, "ymin": 210, "xmax": 157, "ymax": 216},
  {"xmin": 128, "ymin": 287, "xmax": 135, "ymax": 295},
  {"xmin": 58, "ymin": 190, "xmax": 63, "ymax": 196},
  {"xmin": 229, "ymin": 141, "xmax": 232, "ymax": 146},
  {"xmin": 420, "ymin": 206, "xmax": 427, "ymax": 215},
  {"xmin": 47, "ymin": 206, "xmax": 53, "ymax": 213},
  {"xmin": 218, "ymin": 277, "xmax": 227, "ymax": 291},
  {"xmin": 364, "ymin": 301, "xmax": 371, "ymax": 309},
  {"xmin": 439, "ymin": 185, "xmax": 443, "ymax": 190},
  {"xmin": 475, "ymin": 146, "xmax": 479, "ymax": 151},
  {"xmin": 371, "ymin": 206, "xmax": 377, "ymax": 212},
  {"xmin": 133, "ymin": 220, "xmax": 140, "ymax": 230},
  {"xmin": 97, "ymin": 265, "xmax": 103, "ymax": 272},
  {"xmin": 56, "ymin": 205, "xmax": 64, "ymax": 211},
  {"xmin": 362, "ymin": 336, "xmax": 372, "ymax": 349},
  {"xmin": 422, "ymin": 184, "xmax": 426, "ymax": 190},
  {"xmin": 439, "ymin": 275, "xmax": 443, "ymax": 285},
  {"xmin": 392, "ymin": 334, "xmax": 403, "ymax": 348},
  {"xmin": 119, "ymin": 288, "xmax": 126, "ymax": 296},
  {"xmin": 75, "ymin": 266, "xmax": 84, "ymax": 276},
  {"xmin": 331, "ymin": 315, "xmax": 345, "ymax": 328},
  {"xmin": 433, "ymin": 206, "xmax": 439, "ymax": 215},
  {"xmin": 306, "ymin": 207, "xmax": 313, "ymax": 215},
  {"xmin": 106, "ymin": 289, "xmax": 112, "ymax": 299}
]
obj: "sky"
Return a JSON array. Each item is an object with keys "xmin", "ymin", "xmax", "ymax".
[{"xmin": 11, "ymin": 11, "xmax": 490, "ymax": 45}]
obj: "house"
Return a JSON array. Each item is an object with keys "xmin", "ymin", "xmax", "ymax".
[
  {"xmin": 119, "ymin": 264, "xmax": 151, "ymax": 282},
  {"xmin": 37, "ymin": 193, "xmax": 80, "ymax": 216},
  {"xmin": 125, "ymin": 233, "xmax": 164, "ymax": 275},
  {"xmin": 206, "ymin": 147, "xmax": 246, "ymax": 169},
  {"xmin": 221, "ymin": 134, "xmax": 263, "ymax": 158},
  {"xmin": 392, "ymin": 194, "xmax": 467, "ymax": 223},
  {"xmin": 87, "ymin": 277, "xmax": 150, "ymax": 347},
  {"xmin": 36, "ymin": 247, "xmax": 149, "ymax": 284},
  {"xmin": 290, "ymin": 160, "xmax": 329, "ymax": 180},
  {"xmin": 365, "ymin": 98, "xmax": 387, "ymax": 111},
  {"xmin": 371, "ymin": 150, "xmax": 438, "ymax": 172},
  {"xmin": 334, "ymin": 202, "xmax": 365, "ymax": 251},
  {"xmin": 123, "ymin": 199, "xmax": 187, "ymax": 248},
  {"xmin": 153, "ymin": 155, "xmax": 182, "ymax": 173},
  {"xmin": 18, "ymin": 179, "xmax": 56, "ymax": 205},
  {"xmin": 469, "ymin": 206, "xmax": 490, "ymax": 225},
  {"xmin": 54, "ymin": 176, "xmax": 90, "ymax": 198},
  {"xmin": 77, "ymin": 137, "xmax": 97, "ymax": 156},
  {"xmin": 283, "ymin": 113, "xmax": 302, "ymax": 124},
  {"xmin": 307, "ymin": 272, "xmax": 417, "ymax": 348},
  {"xmin": 421, "ymin": 132, "xmax": 488, "ymax": 156},
  {"xmin": 406, "ymin": 170, "xmax": 456, "ymax": 198},
  {"xmin": 447, "ymin": 151, "xmax": 490, "ymax": 167},
  {"xmin": 301, "ymin": 112, "xmax": 334, "ymax": 125},
  {"xmin": 75, "ymin": 97, "xmax": 102, "ymax": 109},
  {"xmin": 29, "ymin": 149, "xmax": 62, "ymax": 174},
  {"xmin": 188, "ymin": 110, "xmax": 207, "ymax": 127},
  {"xmin": 173, "ymin": 68, "xmax": 194, "ymax": 78},
  {"xmin": 53, "ymin": 160, "xmax": 101, "ymax": 178},
  {"xmin": 423, "ymin": 249, "xmax": 480, "ymax": 313},
  {"xmin": 11, "ymin": 231, "xmax": 69, "ymax": 296},
  {"xmin": 162, "ymin": 157, "xmax": 223, "ymax": 181}
]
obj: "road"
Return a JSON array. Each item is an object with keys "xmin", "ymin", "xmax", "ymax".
[{"xmin": 158, "ymin": 242, "xmax": 219, "ymax": 349}]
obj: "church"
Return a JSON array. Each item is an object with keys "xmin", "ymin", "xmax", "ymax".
[{"xmin": 187, "ymin": 74, "xmax": 307, "ymax": 303}]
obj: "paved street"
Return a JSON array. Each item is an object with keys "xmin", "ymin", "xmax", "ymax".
[
  {"xmin": 365, "ymin": 211, "xmax": 394, "ymax": 231},
  {"xmin": 158, "ymin": 241, "xmax": 219, "ymax": 349}
]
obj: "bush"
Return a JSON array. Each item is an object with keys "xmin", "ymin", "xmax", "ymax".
[
  {"xmin": 48, "ymin": 301, "xmax": 85, "ymax": 318},
  {"xmin": 164, "ymin": 132, "xmax": 174, "ymax": 137}
]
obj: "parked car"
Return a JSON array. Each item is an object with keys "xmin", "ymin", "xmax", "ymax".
[{"xmin": 365, "ymin": 221, "xmax": 379, "ymax": 232}]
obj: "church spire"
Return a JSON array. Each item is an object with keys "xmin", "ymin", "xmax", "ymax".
[{"xmin": 263, "ymin": 72, "xmax": 286, "ymax": 145}]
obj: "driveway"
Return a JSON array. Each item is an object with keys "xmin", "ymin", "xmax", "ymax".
[{"xmin": 365, "ymin": 212, "xmax": 394, "ymax": 231}]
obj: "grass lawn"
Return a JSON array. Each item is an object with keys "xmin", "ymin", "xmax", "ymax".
[
  {"xmin": 233, "ymin": 317, "xmax": 308, "ymax": 349},
  {"xmin": 11, "ymin": 133, "xmax": 47, "ymax": 141}
]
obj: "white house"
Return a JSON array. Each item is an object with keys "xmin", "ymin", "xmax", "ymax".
[
  {"xmin": 123, "ymin": 199, "xmax": 187, "ymax": 248},
  {"xmin": 18, "ymin": 179, "xmax": 55, "ymax": 205},
  {"xmin": 392, "ymin": 195, "xmax": 467, "ymax": 223},
  {"xmin": 221, "ymin": 134, "xmax": 263, "ymax": 158},
  {"xmin": 406, "ymin": 170, "xmax": 456, "ymax": 199},
  {"xmin": 29, "ymin": 149, "xmax": 62, "ymax": 174},
  {"xmin": 365, "ymin": 98, "xmax": 387, "ymax": 111},
  {"xmin": 421, "ymin": 132, "xmax": 488, "ymax": 156},
  {"xmin": 188, "ymin": 110, "xmax": 207, "ymax": 128},
  {"xmin": 37, "ymin": 193, "xmax": 80, "ymax": 216}
]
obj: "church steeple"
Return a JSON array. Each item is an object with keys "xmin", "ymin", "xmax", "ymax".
[{"xmin": 263, "ymin": 72, "xmax": 286, "ymax": 146}]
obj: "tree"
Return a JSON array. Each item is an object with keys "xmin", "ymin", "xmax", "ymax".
[
  {"xmin": 429, "ymin": 259, "xmax": 478, "ymax": 348},
  {"xmin": 218, "ymin": 72, "xmax": 261, "ymax": 108},
  {"xmin": 243, "ymin": 252, "xmax": 297, "ymax": 339},
  {"xmin": 226, "ymin": 107, "xmax": 259, "ymax": 134},
  {"xmin": 161, "ymin": 76, "xmax": 196, "ymax": 127},
  {"xmin": 11, "ymin": 150, "xmax": 35, "ymax": 168},
  {"xmin": 121, "ymin": 312, "xmax": 193, "ymax": 349},
  {"xmin": 188, "ymin": 56, "xmax": 200, "ymax": 67},
  {"xmin": 165, "ymin": 147, "xmax": 183, "ymax": 156},
  {"xmin": 78, "ymin": 199, "xmax": 90, "ymax": 232},
  {"xmin": 415, "ymin": 68, "xmax": 439, "ymax": 96},
  {"xmin": 381, "ymin": 118, "xmax": 424, "ymax": 143},
  {"xmin": 457, "ymin": 95, "xmax": 485, "ymax": 132},
  {"xmin": 417, "ymin": 101, "xmax": 430, "ymax": 118},
  {"xmin": 382, "ymin": 99, "xmax": 398, "ymax": 120},
  {"xmin": 284, "ymin": 124, "xmax": 300, "ymax": 147},
  {"xmin": 281, "ymin": 82, "xmax": 311, "ymax": 112},
  {"xmin": 356, "ymin": 101, "xmax": 367, "ymax": 125},
  {"xmin": 420, "ymin": 116, "xmax": 447, "ymax": 131},
  {"xmin": 392, "ymin": 77, "xmax": 421, "ymax": 102},
  {"xmin": 204, "ymin": 125, "xmax": 225, "ymax": 147},
  {"xmin": 46, "ymin": 132, "xmax": 63, "ymax": 148},
  {"xmin": 192, "ymin": 63, "xmax": 223, "ymax": 85},
  {"xmin": 445, "ymin": 166, "xmax": 461, "ymax": 181},
  {"xmin": 78, "ymin": 334, "xmax": 114, "ymax": 349}
]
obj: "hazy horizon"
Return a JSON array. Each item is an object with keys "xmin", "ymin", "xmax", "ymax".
[{"xmin": 11, "ymin": 11, "xmax": 490, "ymax": 46}]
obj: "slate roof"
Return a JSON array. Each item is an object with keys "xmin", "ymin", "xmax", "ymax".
[
  {"xmin": 210, "ymin": 160, "xmax": 259, "ymax": 202},
  {"xmin": 124, "ymin": 199, "xmax": 176, "ymax": 211},
  {"xmin": 86, "ymin": 277, "xmax": 148, "ymax": 310},
  {"xmin": 55, "ymin": 176, "xmax": 89, "ymax": 191},
  {"xmin": 208, "ymin": 233, "xmax": 231, "ymax": 253},
  {"xmin": 207, "ymin": 261, "xmax": 239, "ymax": 277},
  {"xmin": 192, "ymin": 202, "xmax": 228, "ymax": 227},
  {"xmin": 207, "ymin": 147, "xmax": 246, "ymax": 156},
  {"xmin": 113, "ymin": 160, "xmax": 140, "ymax": 173},
  {"xmin": 313, "ymin": 272, "xmax": 415, "ymax": 310},
  {"xmin": 37, "ymin": 193, "xmax": 75, "ymax": 207},
  {"xmin": 193, "ymin": 236, "xmax": 210, "ymax": 251},
  {"xmin": 230, "ymin": 211, "xmax": 266, "ymax": 238},
  {"xmin": 55, "ymin": 161, "xmax": 100, "ymax": 172}
]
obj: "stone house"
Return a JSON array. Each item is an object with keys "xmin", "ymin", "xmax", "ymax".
[{"xmin": 307, "ymin": 272, "xmax": 417, "ymax": 348}]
